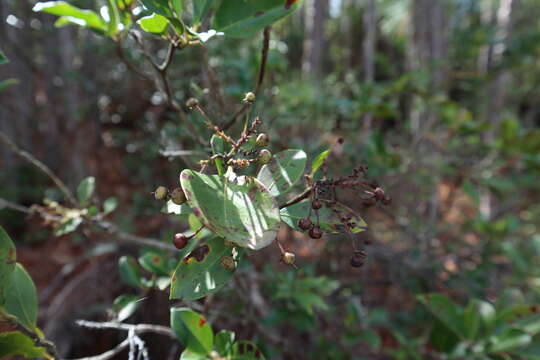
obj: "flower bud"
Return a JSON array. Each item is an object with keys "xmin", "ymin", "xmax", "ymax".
[{"xmin": 243, "ymin": 92, "xmax": 256, "ymax": 103}]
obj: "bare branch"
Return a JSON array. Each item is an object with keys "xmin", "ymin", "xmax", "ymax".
[
  {"xmin": 75, "ymin": 320, "xmax": 176, "ymax": 338},
  {"xmin": 115, "ymin": 39, "xmax": 152, "ymax": 82},
  {"xmin": 0, "ymin": 131, "xmax": 77, "ymax": 206}
]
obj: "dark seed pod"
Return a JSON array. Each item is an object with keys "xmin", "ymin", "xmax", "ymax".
[
  {"xmin": 298, "ymin": 218, "xmax": 313, "ymax": 231},
  {"xmin": 154, "ymin": 186, "xmax": 168, "ymax": 200},
  {"xmin": 350, "ymin": 250, "xmax": 367, "ymax": 268},
  {"xmin": 311, "ymin": 199, "xmax": 323, "ymax": 210},
  {"xmin": 173, "ymin": 233, "xmax": 188, "ymax": 249},
  {"xmin": 170, "ymin": 187, "xmax": 187, "ymax": 205},
  {"xmin": 220, "ymin": 256, "xmax": 236, "ymax": 270},
  {"xmin": 309, "ymin": 225, "xmax": 323, "ymax": 239}
]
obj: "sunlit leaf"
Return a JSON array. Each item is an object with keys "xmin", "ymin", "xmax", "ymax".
[
  {"xmin": 33, "ymin": 1, "xmax": 107, "ymax": 31},
  {"xmin": 170, "ymin": 307, "xmax": 213, "ymax": 354},
  {"xmin": 77, "ymin": 176, "xmax": 95, "ymax": 206},
  {"xmin": 137, "ymin": 13, "xmax": 169, "ymax": 34},
  {"xmin": 257, "ymin": 149, "xmax": 307, "ymax": 197}
]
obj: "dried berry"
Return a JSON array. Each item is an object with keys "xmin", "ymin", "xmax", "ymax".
[
  {"xmin": 243, "ymin": 91, "xmax": 256, "ymax": 103},
  {"xmin": 220, "ymin": 256, "xmax": 236, "ymax": 270},
  {"xmin": 173, "ymin": 233, "xmax": 188, "ymax": 249},
  {"xmin": 350, "ymin": 251, "xmax": 367, "ymax": 268},
  {"xmin": 258, "ymin": 149, "xmax": 272, "ymax": 165},
  {"xmin": 282, "ymin": 251, "xmax": 295, "ymax": 265},
  {"xmin": 309, "ymin": 225, "xmax": 323, "ymax": 239},
  {"xmin": 373, "ymin": 187, "xmax": 385, "ymax": 201},
  {"xmin": 154, "ymin": 186, "xmax": 168, "ymax": 200},
  {"xmin": 311, "ymin": 199, "xmax": 323, "ymax": 210},
  {"xmin": 170, "ymin": 187, "xmax": 187, "ymax": 205},
  {"xmin": 298, "ymin": 218, "xmax": 312, "ymax": 231},
  {"xmin": 256, "ymin": 133, "xmax": 269, "ymax": 147},
  {"xmin": 186, "ymin": 97, "xmax": 199, "ymax": 109}
]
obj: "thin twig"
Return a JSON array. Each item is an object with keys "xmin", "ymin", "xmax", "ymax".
[
  {"xmin": 115, "ymin": 39, "xmax": 152, "ymax": 82},
  {"xmin": 223, "ymin": 26, "xmax": 271, "ymax": 131},
  {"xmin": 279, "ymin": 187, "xmax": 312, "ymax": 209},
  {"xmin": 0, "ymin": 130, "xmax": 77, "ymax": 206},
  {"xmin": 75, "ymin": 320, "xmax": 176, "ymax": 338}
]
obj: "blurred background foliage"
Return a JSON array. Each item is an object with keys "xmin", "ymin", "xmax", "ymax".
[{"xmin": 1, "ymin": 0, "xmax": 540, "ymax": 358}]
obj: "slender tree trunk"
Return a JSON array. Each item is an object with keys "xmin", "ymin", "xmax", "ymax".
[
  {"xmin": 302, "ymin": 0, "xmax": 327, "ymax": 78},
  {"xmin": 362, "ymin": 0, "xmax": 377, "ymax": 131}
]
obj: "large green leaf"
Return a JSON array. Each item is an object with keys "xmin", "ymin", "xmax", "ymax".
[
  {"xmin": 137, "ymin": 13, "xmax": 169, "ymax": 34},
  {"xmin": 213, "ymin": 0, "xmax": 302, "ymax": 38},
  {"xmin": 0, "ymin": 331, "xmax": 48, "ymax": 359},
  {"xmin": 33, "ymin": 1, "xmax": 107, "ymax": 31},
  {"xmin": 170, "ymin": 237, "xmax": 242, "ymax": 300},
  {"xmin": 193, "ymin": 0, "xmax": 215, "ymax": 24},
  {"xmin": 170, "ymin": 307, "xmax": 213, "ymax": 354},
  {"xmin": 180, "ymin": 170, "xmax": 280, "ymax": 250},
  {"xmin": 77, "ymin": 176, "xmax": 95, "ymax": 206},
  {"xmin": 5, "ymin": 263, "xmax": 38, "ymax": 331},
  {"xmin": 257, "ymin": 149, "xmax": 307, "ymax": 197},
  {"xmin": 0, "ymin": 226, "xmax": 16, "ymax": 305},
  {"xmin": 417, "ymin": 294, "xmax": 465, "ymax": 339},
  {"xmin": 489, "ymin": 328, "xmax": 532, "ymax": 354},
  {"xmin": 280, "ymin": 200, "xmax": 367, "ymax": 234}
]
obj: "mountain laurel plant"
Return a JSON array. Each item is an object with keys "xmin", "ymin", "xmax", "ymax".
[{"xmin": 0, "ymin": 0, "xmax": 390, "ymax": 358}]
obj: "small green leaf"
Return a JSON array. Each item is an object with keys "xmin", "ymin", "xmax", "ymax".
[
  {"xmin": 489, "ymin": 328, "xmax": 531, "ymax": 354},
  {"xmin": 0, "ymin": 226, "xmax": 16, "ymax": 305},
  {"xmin": 170, "ymin": 307, "xmax": 213, "ymax": 354},
  {"xmin": 5, "ymin": 263, "xmax": 38, "ymax": 331},
  {"xmin": 280, "ymin": 201, "xmax": 367, "ymax": 234},
  {"xmin": 193, "ymin": 0, "xmax": 215, "ymax": 24},
  {"xmin": 139, "ymin": 0, "xmax": 173, "ymax": 17},
  {"xmin": 106, "ymin": 0, "xmax": 121, "ymax": 35},
  {"xmin": 0, "ymin": 331, "xmax": 48, "ymax": 359},
  {"xmin": 170, "ymin": 237, "xmax": 242, "ymax": 300},
  {"xmin": 213, "ymin": 0, "xmax": 302, "ymax": 38},
  {"xmin": 0, "ymin": 79, "xmax": 19, "ymax": 92},
  {"xmin": 215, "ymin": 330, "xmax": 235, "ymax": 356},
  {"xmin": 417, "ymin": 293, "xmax": 465, "ymax": 339},
  {"xmin": 180, "ymin": 170, "xmax": 280, "ymax": 250},
  {"xmin": 0, "ymin": 48, "xmax": 8, "ymax": 65},
  {"xmin": 54, "ymin": 216, "xmax": 82, "ymax": 236},
  {"xmin": 118, "ymin": 255, "xmax": 143, "ymax": 288},
  {"xmin": 257, "ymin": 149, "xmax": 307, "ymax": 197},
  {"xmin": 310, "ymin": 149, "xmax": 330, "ymax": 176},
  {"xmin": 138, "ymin": 252, "xmax": 169, "ymax": 276},
  {"xmin": 137, "ymin": 13, "xmax": 169, "ymax": 34},
  {"xmin": 77, "ymin": 176, "xmax": 95, "ymax": 206},
  {"xmin": 113, "ymin": 295, "xmax": 141, "ymax": 322},
  {"xmin": 33, "ymin": 1, "xmax": 107, "ymax": 31},
  {"xmin": 103, "ymin": 197, "xmax": 118, "ymax": 214}
]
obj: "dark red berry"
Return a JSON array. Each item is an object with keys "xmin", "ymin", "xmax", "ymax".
[
  {"xmin": 350, "ymin": 251, "xmax": 367, "ymax": 268},
  {"xmin": 373, "ymin": 187, "xmax": 385, "ymax": 201},
  {"xmin": 311, "ymin": 199, "xmax": 323, "ymax": 210},
  {"xmin": 298, "ymin": 218, "xmax": 312, "ymax": 231},
  {"xmin": 173, "ymin": 233, "xmax": 188, "ymax": 249},
  {"xmin": 309, "ymin": 225, "xmax": 323, "ymax": 239}
]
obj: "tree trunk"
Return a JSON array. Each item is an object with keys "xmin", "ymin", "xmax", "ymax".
[
  {"xmin": 362, "ymin": 0, "xmax": 377, "ymax": 131},
  {"xmin": 302, "ymin": 0, "xmax": 327, "ymax": 78}
]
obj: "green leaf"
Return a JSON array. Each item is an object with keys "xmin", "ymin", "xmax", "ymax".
[
  {"xmin": 137, "ymin": 13, "xmax": 169, "ymax": 34},
  {"xmin": 0, "ymin": 226, "xmax": 16, "ymax": 305},
  {"xmin": 106, "ymin": 0, "xmax": 121, "ymax": 35},
  {"xmin": 33, "ymin": 1, "xmax": 107, "ymax": 31},
  {"xmin": 230, "ymin": 340, "xmax": 265, "ymax": 359},
  {"xmin": 0, "ymin": 79, "xmax": 19, "ymax": 92},
  {"xmin": 310, "ymin": 149, "xmax": 330, "ymax": 176},
  {"xmin": 139, "ymin": 0, "xmax": 173, "ymax": 17},
  {"xmin": 213, "ymin": 0, "xmax": 302, "ymax": 38},
  {"xmin": 193, "ymin": 0, "xmax": 215, "ymax": 24},
  {"xmin": 77, "ymin": 176, "xmax": 95, "ymax": 206},
  {"xmin": 170, "ymin": 307, "xmax": 213, "ymax": 354},
  {"xmin": 170, "ymin": 237, "xmax": 242, "ymax": 300},
  {"xmin": 417, "ymin": 293, "xmax": 465, "ymax": 339},
  {"xmin": 54, "ymin": 216, "xmax": 82, "ymax": 236},
  {"xmin": 489, "ymin": 328, "xmax": 531, "ymax": 354},
  {"xmin": 118, "ymin": 255, "xmax": 143, "ymax": 288},
  {"xmin": 0, "ymin": 331, "xmax": 48, "ymax": 358},
  {"xmin": 113, "ymin": 295, "xmax": 141, "ymax": 322},
  {"xmin": 138, "ymin": 252, "xmax": 169, "ymax": 276},
  {"xmin": 103, "ymin": 197, "xmax": 118, "ymax": 214},
  {"xmin": 162, "ymin": 199, "xmax": 193, "ymax": 215},
  {"xmin": 280, "ymin": 200, "xmax": 367, "ymax": 234},
  {"xmin": 215, "ymin": 330, "xmax": 235, "ymax": 356},
  {"xmin": 5, "ymin": 263, "xmax": 38, "ymax": 331},
  {"xmin": 464, "ymin": 299, "xmax": 485, "ymax": 340},
  {"xmin": 257, "ymin": 149, "xmax": 307, "ymax": 197},
  {"xmin": 171, "ymin": 0, "xmax": 183, "ymax": 17},
  {"xmin": 180, "ymin": 170, "xmax": 280, "ymax": 250},
  {"xmin": 0, "ymin": 48, "xmax": 8, "ymax": 65}
]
